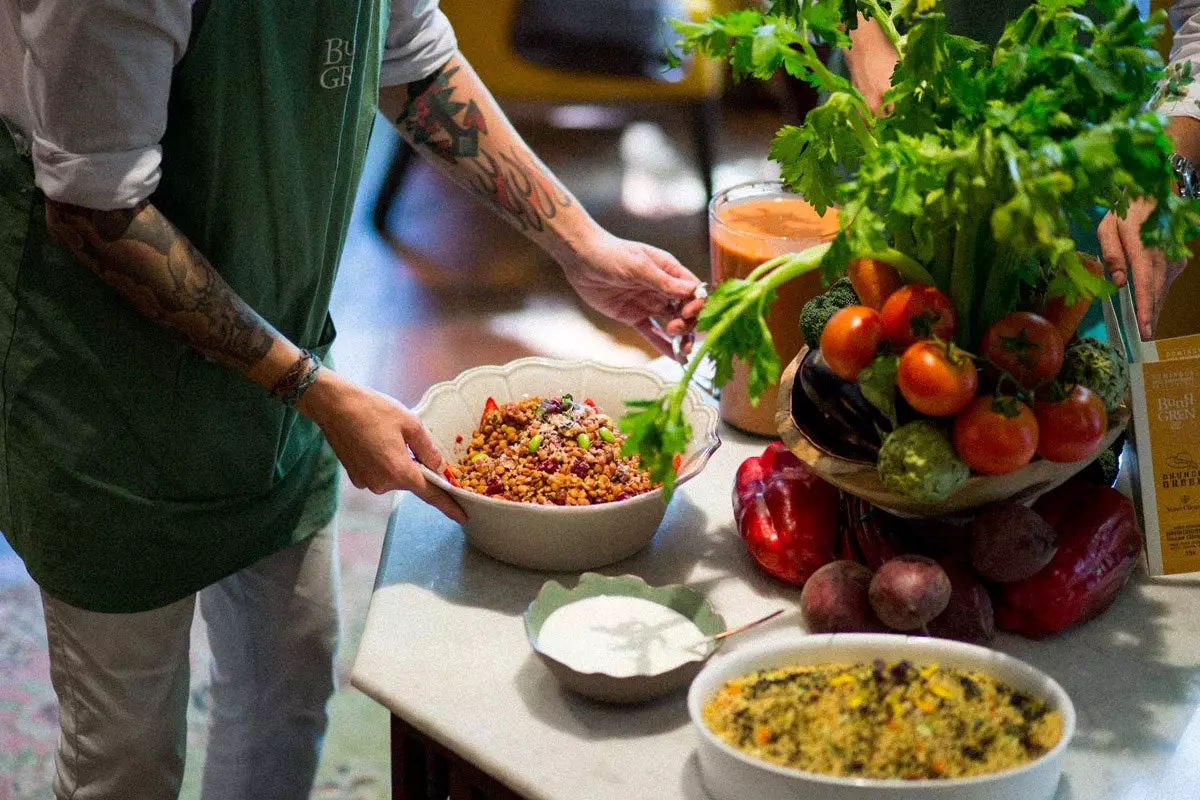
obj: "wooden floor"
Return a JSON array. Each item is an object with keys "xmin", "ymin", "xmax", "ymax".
[{"xmin": 330, "ymin": 102, "xmax": 783, "ymax": 405}]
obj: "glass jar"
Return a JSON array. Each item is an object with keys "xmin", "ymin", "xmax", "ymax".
[{"xmin": 709, "ymin": 180, "xmax": 840, "ymax": 436}]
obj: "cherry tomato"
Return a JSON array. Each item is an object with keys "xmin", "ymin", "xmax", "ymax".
[
  {"xmin": 820, "ymin": 305, "xmax": 883, "ymax": 381},
  {"xmin": 1034, "ymin": 385, "xmax": 1108, "ymax": 463},
  {"xmin": 880, "ymin": 285, "xmax": 957, "ymax": 349},
  {"xmin": 981, "ymin": 312, "xmax": 1065, "ymax": 390},
  {"xmin": 897, "ymin": 341, "xmax": 979, "ymax": 417},
  {"xmin": 953, "ymin": 396, "xmax": 1039, "ymax": 476}
]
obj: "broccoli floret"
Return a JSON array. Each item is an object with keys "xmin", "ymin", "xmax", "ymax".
[
  {"xmin": 877, "ymin": 421, "xmax": 970, "ymax": 504},
  {"xmin": 1096, "ymin": 445, "xmax": 1120, "ymax": 486},
  {"xmin": 800, "ymin": 278, "xmax": 860, "ymax": 349},
  {"xmin": 1059, "ymin": 337, "xmax": 1129, "ymax": 413},
  {"xmin": 1076, "ymin": 433, "xmax": 1124, "ymax": 486}
]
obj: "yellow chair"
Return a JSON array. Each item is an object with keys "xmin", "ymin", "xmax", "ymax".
[
  {"xmin": 442, "ymin": 0, "xmax": 724, "ymax": 104},
  {"xmin": 374, "ymin": 0, "xmax": 728, "ymax": 235}
]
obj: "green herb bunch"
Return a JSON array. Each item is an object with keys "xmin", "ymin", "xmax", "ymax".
[{"xmin": 623, "ymin": 0, "xmax": 1200, "ymax": 496}]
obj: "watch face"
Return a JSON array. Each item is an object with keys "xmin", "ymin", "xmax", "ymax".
[{"xmin": 1171, "ymin": 155, "xmax": 1198, "ymax": 199}]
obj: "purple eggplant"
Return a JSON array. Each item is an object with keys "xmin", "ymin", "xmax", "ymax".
[
  {"xmin": 790, "ymin": 374, "xmax": 879, "ymax": 462},
  {"xmin": 795, "ymin": 350, "xmax": 889, "ymax": 455}
]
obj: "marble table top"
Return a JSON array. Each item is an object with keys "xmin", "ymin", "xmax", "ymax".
[{"xmin": 352, "ymin": 421, "xmax": 1200, "ymax": 800}]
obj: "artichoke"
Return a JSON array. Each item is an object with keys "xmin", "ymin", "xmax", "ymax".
[
  {"xmin": 1059, "ymin": 337, "xmax": 1129, "ymax": 412},
  {"xmin": 877, "ymin": 421, "xmax": 970, "ymax": 504}
]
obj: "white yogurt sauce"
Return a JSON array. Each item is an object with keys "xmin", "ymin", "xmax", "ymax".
[{"xmin": 536, "ymin": 595, "xmax": 710, "ymax": 677}]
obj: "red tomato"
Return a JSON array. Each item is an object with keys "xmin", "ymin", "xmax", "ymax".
[
  {"xmin": 880, "ymin": 285, "xmax": 957, "ymax": 349},
  {"xmin": 820, "ymin": 305, "xmax": 883, "ymax": 381},
  {"xmin": 953, "ymin": 396, "xmax": 1039, "ymax": 476},
  {"xmin": 981, "ymin": 312, "xmax": 1065, "ymax": 389},
  {"xmin": 1035, "ymin": 385, "xmax": 1108, "ymax": 463},
  {"xmin": 897, "ymin": 341, "xmax": 979, "ymax": 417}
]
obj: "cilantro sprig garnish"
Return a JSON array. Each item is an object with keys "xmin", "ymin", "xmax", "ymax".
[
  {"xmin": 630, "ymin": 0, "xmax": 1200, "ymax": 499},
  {"xmin": 621, "ymin": 245, "xmax": 928, "ymax": 494}
]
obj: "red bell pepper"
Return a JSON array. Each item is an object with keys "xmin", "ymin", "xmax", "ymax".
[
  {"xmin": 995, "ymin": 483, "xmax": 1142, "ymax": 637},
  {"xmin": 733, "ymin": 441, "xmax": 840, "ymax": 585},
  {"xmin": 840, "ymin": 493, "xmax": 902, "ymax": 570},
  {"xmin": 481, "ymin": 397, "xmax": 500, "ymax": 427}
]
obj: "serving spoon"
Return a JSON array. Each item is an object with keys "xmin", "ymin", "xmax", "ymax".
[{"xmin": 704, "ymin": 608, "xmax": 786, "ymax": 644}]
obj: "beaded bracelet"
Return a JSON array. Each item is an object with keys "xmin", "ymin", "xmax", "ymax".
[{"xmin": 271, "ymin": 349, "xmax": 322, "ymax": 406}]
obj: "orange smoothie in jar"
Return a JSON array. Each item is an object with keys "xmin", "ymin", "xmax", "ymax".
[{"xmin": 709, "ymin": 183, "xmax": 840, "ymax": 435}]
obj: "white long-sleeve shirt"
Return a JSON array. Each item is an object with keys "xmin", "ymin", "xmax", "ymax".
[
  {"xmin": 1163, "ymin": 1, "xmax": 1200, "ymax": 119},
  {"xmin": 0, "ymin": 0, "xmax": 457, "ymax": 210}
]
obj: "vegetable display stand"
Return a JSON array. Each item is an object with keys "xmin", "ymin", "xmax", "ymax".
[
  {"xmin": 775, "ymin": 349, "xmax": 1131, "ymax": 519},
  {"xmin": 617, "ymin": 2, "xmax": 1192, "ymax": 513}
]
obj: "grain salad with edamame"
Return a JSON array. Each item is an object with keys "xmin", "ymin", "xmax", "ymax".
[
  {"xmin": 702, "ymin": 660, "xmax": 1063, "ymax": 780},
  {"xmin": 451, "ymin": 395, "xmax": 658, "ymax": 505}
]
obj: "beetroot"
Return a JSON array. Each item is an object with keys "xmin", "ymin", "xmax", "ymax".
[
  {"xmin": 869, "ymin": 555, "xmax": 952, "ymax": 631},
  {"xmin": 800, "ymin": 561, "xmax": 886, "ymax": 634},
  {"xmin": 970, "ymin": 503, "xmax": 1057, "ymax": 583},
  {"xmin": 927, "ymin": 563, "xmax": 995, "ymax": 644}
]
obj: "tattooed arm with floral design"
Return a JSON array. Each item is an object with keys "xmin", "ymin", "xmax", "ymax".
[
  {"xmin": 378, "ymin": 54, "xmax": 704, "ymax": 356},
  {"xmin": 44, "ymin": 197, "xmax": 466, "ymax": 523}
]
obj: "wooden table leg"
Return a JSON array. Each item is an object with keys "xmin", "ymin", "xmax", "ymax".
[
  {"xmin": 391, "ymin": 713, "xmax": 527, "ymax": 800},
  {"xmin": 391, "ymin": 713, "xmax": 430, "ymax": 800}
]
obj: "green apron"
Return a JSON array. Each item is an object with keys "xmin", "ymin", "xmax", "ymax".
[
  {"xmin": 0, "ymin": 0, "xmax": 385, "ymax": 612},
  {"xmin": 943, "ymin": 0, "xmax": 1032, "ymax": 46}
]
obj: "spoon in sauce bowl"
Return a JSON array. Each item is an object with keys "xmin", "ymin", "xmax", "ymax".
[{"xmin": 704, "ymin": 608, "xmax": 786, "ymax": 643}]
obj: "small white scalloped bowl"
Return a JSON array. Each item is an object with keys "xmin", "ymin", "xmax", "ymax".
[
  {"xmin": 413, "ymin": 357, "xmax": 721, "ymax": 571},
  {"xmin": 689, "ymin": 634, "xmax": 1075, "ymax": 800}
]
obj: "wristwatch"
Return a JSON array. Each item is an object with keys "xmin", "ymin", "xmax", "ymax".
[{"xmin": 1170, "ymin": 154, "xmax": 1200, "ymax": 199}]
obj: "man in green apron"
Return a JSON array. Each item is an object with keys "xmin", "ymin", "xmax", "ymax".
[
  {"xmin": 844, "ymin": 0, "xmax": 1200, "ymax": 342},
  {"xmin": 0, "ymin": 1, "xmax": 703, "ymax": 798}
]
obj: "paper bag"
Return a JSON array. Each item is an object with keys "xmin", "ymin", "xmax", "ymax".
[{"xmin": 1123, "ymin": 287, "xmax": 1200, "ymax": 575}]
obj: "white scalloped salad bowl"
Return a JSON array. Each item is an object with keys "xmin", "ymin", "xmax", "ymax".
[{"xmin": 413, "ymin": 357, "xmax": 721, "ymax": 571}]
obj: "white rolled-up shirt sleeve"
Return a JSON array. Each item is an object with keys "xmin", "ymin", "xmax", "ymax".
[
  {"xmin": 1163, "ymin": 1, "xmax": 1200, "ymax": 120},
  {"xmin": 380, "ymin": 0, "xmax": 458, "ymax": 87},
  {"xmin": 9, "ymin": 1, "xmax": 193, "ymax": 210}
]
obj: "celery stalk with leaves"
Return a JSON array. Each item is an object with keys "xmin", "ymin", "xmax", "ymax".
[{"xmin": 622, "ymin": 0, "xmax": 1200, "ymax": 497}]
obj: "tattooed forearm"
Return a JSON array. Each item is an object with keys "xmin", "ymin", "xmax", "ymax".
[
  {"xmin": 399, "ymin": 66, "xmax": 484, "ymax": 161},
  {"xmin": 465, "ymin": 148, "xmax": 574, "ymax": 234},
  {"xmin": 393, "ymin": 61, "xmax": 575, "ymax": 235},
  {"xmin": 46, "ymin": 199, "xmax": 277, "ymax": 372}
]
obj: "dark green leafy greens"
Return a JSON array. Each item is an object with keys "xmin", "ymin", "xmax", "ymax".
[
  {"xmin": 627, "ymin": 0, "xmax": 1200, "ymax": 498},
  {"xmin": 857, "ymin": 353, "xmax": 900, "ymax": 430}
]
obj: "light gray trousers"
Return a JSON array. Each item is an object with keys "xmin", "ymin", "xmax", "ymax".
[{"xmin": 39, "ymin": 521, "xmax": 340, "ymax": 800}]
